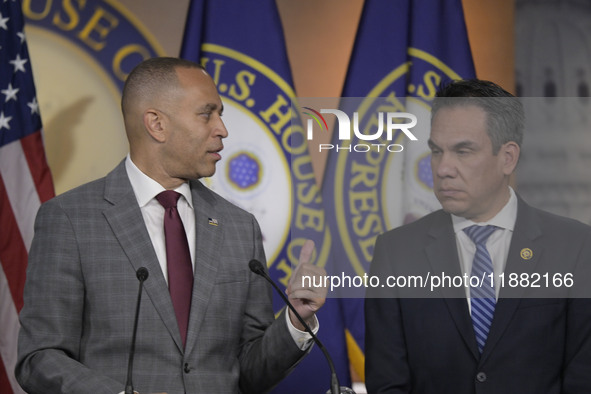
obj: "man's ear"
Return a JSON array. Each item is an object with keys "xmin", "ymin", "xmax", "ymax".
[
  {"xmin": 143, "ymin": 108, "xmax": 167, "ymax": 143},
  {"xmin": 501, "ymin": 141, "xmax": 520, "ymax": 175}
]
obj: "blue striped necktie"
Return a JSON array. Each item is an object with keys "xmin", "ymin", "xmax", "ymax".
[{"xmin": 463, "ymin": 225, "xmax": 498, "ymax": 353}]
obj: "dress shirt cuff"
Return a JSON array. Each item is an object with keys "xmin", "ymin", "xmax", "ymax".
[{"xmin": 286, "ymin": 310, "xmax": 319, "ymax": 350}]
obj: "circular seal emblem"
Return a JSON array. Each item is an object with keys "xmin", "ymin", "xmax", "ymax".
[
  {"xmin": 326, "ymin": 48, "xmax": 464, "ymax": 277},
  {"xmin": 22, "ymin": 0, "xmax": 164, "ymax": 193},
  {"xmin": 199, "ymin": 44, "xmax": 330, "ymax": 296},
  {"xmin": 520, "ymin": 248, "xmax": 533, "ymax": 260}
]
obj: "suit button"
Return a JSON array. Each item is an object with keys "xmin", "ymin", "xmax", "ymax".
[
  {"xmin": 476, "ymin": 372, "xmax": 487, "ymax": 382},
  {"xmin": 184, "ymin": 363, "xmax": 191, "ymax": 373}
]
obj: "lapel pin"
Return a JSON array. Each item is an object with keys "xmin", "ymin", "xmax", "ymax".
[
  {"xmin": 520, "ymin": 248, "xmax": 533, "ymax": 260},
  {"xmin": 208, "ymin": 218, "xmax": 219, "ymax": 226}
]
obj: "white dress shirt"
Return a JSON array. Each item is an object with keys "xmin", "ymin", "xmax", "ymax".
[
  {"xmin": 125, "ymin": 156, "xmax": 195, "ymax": 282},
  {"xmin": 452, "ymin": 187, "xmax": 518, "ymax": 310},
  {"xmin": 124, "ymin": 156, "xmax": 315, "ymax": 350}
]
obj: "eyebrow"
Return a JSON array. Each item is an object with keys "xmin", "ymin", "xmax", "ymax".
[
  {"xmin": 451, "ymin": 141, "xmax": 478, "ymax": 150},
  {"xmin": 200, "ymin": 103, "xmax": 224, "ymax": 113},
  {"xmin": 427, "ymin": 139, "xmax": 478, "ymax": 151},
  {"xmin": 427, "ymin": 139, "xmax": 440, "ymax": 150}
]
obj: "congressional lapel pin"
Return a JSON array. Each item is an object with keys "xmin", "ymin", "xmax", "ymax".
[
  {"xmin": 520, "ymin": 248, "xmax": 533, "ymax": 260},
  {"xmin": 208, "ymin": 218, "xmax": 219, "ymax": 226}
]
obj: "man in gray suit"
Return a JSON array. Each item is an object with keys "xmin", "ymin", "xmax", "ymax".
[
  {"xmin": 16, "ymin": 57, "xmax": 326, "ymax": 394},
  {"xmin": 365, "ymin": 80, "xmax": 591, "ymax": 393}
]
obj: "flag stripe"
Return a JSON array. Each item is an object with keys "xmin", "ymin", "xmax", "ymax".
[
  {"xmin": 0, "ymin": 263, "xmax": 26, "ymax": 394},
  {"xmin": 0, "ymin": 140, "xmax": 41, "ymax": 252},
  {"xmin": 21, "ymin": 131, "xmax": 54, "ymax": 203},
  {"xmin": 0, "ymin": 154, "xmax": 45, "ymax": 394},
  {"xmin": 0, "ymin": 174, "xmax": 29, "ymax": 311}
]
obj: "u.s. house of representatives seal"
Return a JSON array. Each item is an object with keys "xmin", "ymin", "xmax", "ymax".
[
  {"xmin": 23, "ymin": 0, "xmax": 164, "ymax": 194},
  {"xmin": 199, "ymin": 44, "xmax": 330, "ymax": 293}
]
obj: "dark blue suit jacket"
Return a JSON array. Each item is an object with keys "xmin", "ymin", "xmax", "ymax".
[{"xmin": 365, "ymin": 197, "xmax": 591, "ymax": 393}]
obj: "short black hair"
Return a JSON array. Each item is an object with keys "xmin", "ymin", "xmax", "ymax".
[
  {"xmin": 121, "ymin": 57, "xmax": 204, "ymax": 117},
  {"xmin": 431, "ymin": 79, "xmax": 524, "ymax": 153}
]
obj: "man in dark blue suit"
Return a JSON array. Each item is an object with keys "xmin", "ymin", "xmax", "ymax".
[{"xmin": 365, "ymin": 80, "xmax": 591, "ymax": 393}]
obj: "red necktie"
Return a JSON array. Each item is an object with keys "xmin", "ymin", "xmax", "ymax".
[{"xmin": 156, "ymin": 190, "xmax": 193, "ymax": 347}]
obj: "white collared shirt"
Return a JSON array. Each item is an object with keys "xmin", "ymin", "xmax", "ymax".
[
  {"xmin": 452, "ymin": 186, "xmax": 518, "ymax": 307},
  {"xmin": 125, "ymin": 156, "xmax": 196, "ymax": 282},
  {"xmin": 124, "ymin": 155, "xmax": 315, "ymax": 348}
]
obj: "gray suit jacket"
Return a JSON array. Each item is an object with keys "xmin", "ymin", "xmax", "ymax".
[
  {"xmin": 366, "ymin": 196, "xmax": 591, "ymax": 393},
  {"xmin": 16, "ymin": 161, "xmax": 305, "ymax": 394}
]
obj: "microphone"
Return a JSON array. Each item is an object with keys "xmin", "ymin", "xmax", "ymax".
[
  {"xmin": 125, "ymin": 267, "xmax": 149, "ymax": 394},
  {"xmin": 248, "ymin": 259, "xmax": 355, "ymax": 394}
]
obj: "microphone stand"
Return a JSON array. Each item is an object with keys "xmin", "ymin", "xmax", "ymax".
[
  {"xmin": 249, "ymin": 260, "xmax": 355, "ymax": 394},
  {"xmin": 125, "ymin": 267, "xmax": 149, "ymax": 394}
]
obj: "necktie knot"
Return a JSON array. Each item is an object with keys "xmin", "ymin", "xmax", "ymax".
[
  {"xmin": 463, "ymin": 225, "xmax": 497, "ymax": 246},
  {"xmin": 156, "ymin": 190, "xmax": 181, "ymax": 209}
]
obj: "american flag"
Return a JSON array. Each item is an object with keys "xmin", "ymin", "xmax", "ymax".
[{"xmin": 0, "ymin": 1, "xmax": 54, "ymax": 393}]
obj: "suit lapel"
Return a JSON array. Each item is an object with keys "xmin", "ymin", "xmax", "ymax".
[
  {"xmin": 423, "ymin": 199, "xmax": 545, "ymax": 362},
  {"xmin": 480, "ymin": 197, "xmax": 543, "ymax": 362},
  {"xmin": 184, "ymin": 181, "xmax": 224, "ymax": 353},
  {"xmin": 102, "ymin": 161, "xmax": 184, "ymax": 351},
  {"xmin": 424, "ymin": 212, "xmax": 480, "ymax": 360}
]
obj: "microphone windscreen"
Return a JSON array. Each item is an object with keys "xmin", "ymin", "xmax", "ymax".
[
  {"xmin": 248, "ymin": 259, "xmax": 265, "ymax": 276},
  {"xmin": 136, "ymin": 267, "xmax": 149, "ymax": 281}
]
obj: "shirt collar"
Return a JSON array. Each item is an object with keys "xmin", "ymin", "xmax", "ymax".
[
  {"xmin": 125, "ymin": 155, "xmax": 193, "ymax": 209},
  {"xmin": 452, "ymin": 186, "xmax": 518, "ymax": 234}
]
